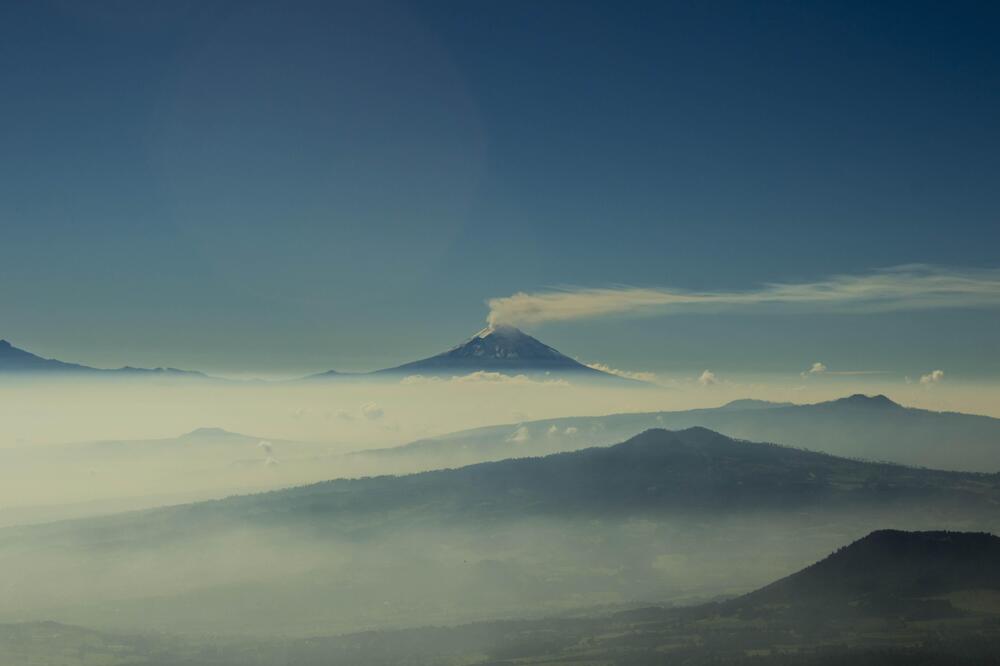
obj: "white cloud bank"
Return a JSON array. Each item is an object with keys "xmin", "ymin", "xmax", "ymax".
[
  {"xmin": 361, "ymin": 402, "xmax": 384, "ymax": 420},
  {"xmin": 920, "ymin": 369, "xmax": 945, "ymax": 386},
  {"xmin": 400, "ymin": 372, "xmax": 569, "ymax": 387},
  {"xmin": 486, "ymin": 264, "xmax": 1000, "ymax": 326}
]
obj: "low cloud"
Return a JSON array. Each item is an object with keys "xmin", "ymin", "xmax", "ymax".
[
  {"xmin": 400, "ymin": 372, "xmax": 569, "ymax": 387},
  {"xmin": 920, "ymin": 369, "xmax": 945, "ymax": 386},
  {"xmin": 507, "ymin": 425, "xmax": 530, "ymax": 443},
  {"xmin": 698, "ymin": 370, "xmax": 718, "ymax": 386},
  {"xmin": 486, "ymin": 264, "xmax": 1000, "ymax": 326},
  {"xmin": 361, "ymin": 402, "xmax": 385, "ymax": 421},
  {"xmin": 257, "ymin": 440, "xmax": 273, "ymax": 456},
  {"xmin": 585, "ymin": 362, "xmax": 658, "ymax": 383},
  {"xmin": 805, "ymin": 362, "xmax": 827, "ymax": 376}
]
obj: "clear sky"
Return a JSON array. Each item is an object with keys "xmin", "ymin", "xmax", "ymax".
[{"xmin": 1, "ymin": 0, "xmax": 998, "ymax": 378}]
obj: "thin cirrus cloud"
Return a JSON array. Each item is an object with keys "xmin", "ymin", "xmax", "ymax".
[
  {"xmin": 400, "ymin": 372, "xmax": 569, "ymax": 387},
  {"xmin": 485, "ymin": 265, "xmax": 1000, "ymax": 326},
  {"xmin": 801, "ymin": 362, "xmax": 890, "ymax": 378}
]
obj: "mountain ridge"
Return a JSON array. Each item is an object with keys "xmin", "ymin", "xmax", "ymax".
[
  {"xmin": 11, "ymin": 426, "xmax": 998, "ymax": 545},
  {"xmin": 2, "ymin": 328, "xmax": 642, "ymax": 383},
  {"xmin": 0, "ymin": 339, "xmax": 206, "ymax": 378},
  {"xmin": 357, "ymin": 393, "xmax": 1000, "ymax": 473}
]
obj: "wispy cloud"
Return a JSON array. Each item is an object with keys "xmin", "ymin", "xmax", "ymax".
[
  {"xmin": 507, "ymin": 425, "xmax": 530, "ymax": 443},
  {"xmin": 584, "ymin": 362, "xmax": 658, "ymax": 383},
  {"xmin": 486, "ymin": 265, "xmax": 1000, "ymax": 326},
  {"xmin": 801, "ymin": 362, "xmax": 889, "ymax": 378}
]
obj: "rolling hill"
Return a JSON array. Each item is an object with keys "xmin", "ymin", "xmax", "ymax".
[
  {"xmin": 8, "ymin": 427, "xmax": 999, "ymax": 549},
  {"xmin": 3, "ymin": 428, "xmax": 998, "ymax": 637},
  {"xmin": 356, "ymin": 394, "xmax": 1000, "ymax": 472}
]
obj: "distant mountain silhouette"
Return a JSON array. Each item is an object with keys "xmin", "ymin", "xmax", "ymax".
[
  {"xmin": 0, "ymin": 339, "xmax": 92, "ymax": 372},
  {"xmin": 307, "ymin": 324, "xmax": 642, "ymax": 382},
  {"xmin": 21, "ymin": 428, "xmax": 999, "ymax": 547},
  {"xmin": 3, "ymin": 329, "xmax": 641, "ymax": 383},
  {"xmin": 717, "ymin": 398, "xmax": 794, "ymax": 411},
  {"xmin": 0, "ymin": 339, "xmax": 206, "ymax": 378},
  {"xmin": 359, "ymin": 393, "xmax": 1000, "ymax": 473},
  {"xmin": 6, "ymin": 430, "xmax": 1000, "ymax": 647}
]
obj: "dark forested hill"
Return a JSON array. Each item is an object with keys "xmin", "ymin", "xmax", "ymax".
[{"xmin": 745, "ymin": 529, "xmax": 1000, "ymax": 606}]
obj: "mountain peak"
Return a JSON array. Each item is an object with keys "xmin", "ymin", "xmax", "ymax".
[
  {"xmin": 473, "ymin": 323, "xmax": 524, "ymax": 339},
  {"xmin": 827, "ymin": 393, "xmax": 901, "ymax": 409},
  {"xmin": 374, "ymin": 325, "xmax": 635, "ymax": 381}
]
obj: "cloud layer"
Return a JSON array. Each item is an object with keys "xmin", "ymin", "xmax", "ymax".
[
  {"xmin": 400, "ymin": 372, "xmax": 569, "ymax": 387},
  {"xmin": 486, "ymin": 265, "xmax": 1000, "ymax": 326}
]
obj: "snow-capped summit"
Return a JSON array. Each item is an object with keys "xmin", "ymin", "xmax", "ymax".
[{"xmin": 448, "ymin": 324, "xmax": 567, "ymax": 362}]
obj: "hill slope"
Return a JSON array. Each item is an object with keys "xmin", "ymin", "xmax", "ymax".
[
  {"xmin": 745, "ymin": 529, "xmax": 1000, "ymax": 607},
  {"xmin": 12, "ymin": 427, "xmax": 999, "ymax": 546},
  {"xmin": 358, "ymin": 394, "xmax": 1000, "ymax": 473},
  {"xmin": 3, "ymin": 430, "xmax": 998, "ymax": 638}
]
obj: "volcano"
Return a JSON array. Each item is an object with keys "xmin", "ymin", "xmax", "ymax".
[{"xmin": 371, "ymin": 324, "xmax": 638, "ymax": 382}]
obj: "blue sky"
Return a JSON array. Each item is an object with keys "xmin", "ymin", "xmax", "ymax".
[{"xmin": 1, "ymin": 1, "xmax": 998, "ymax": 376}]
